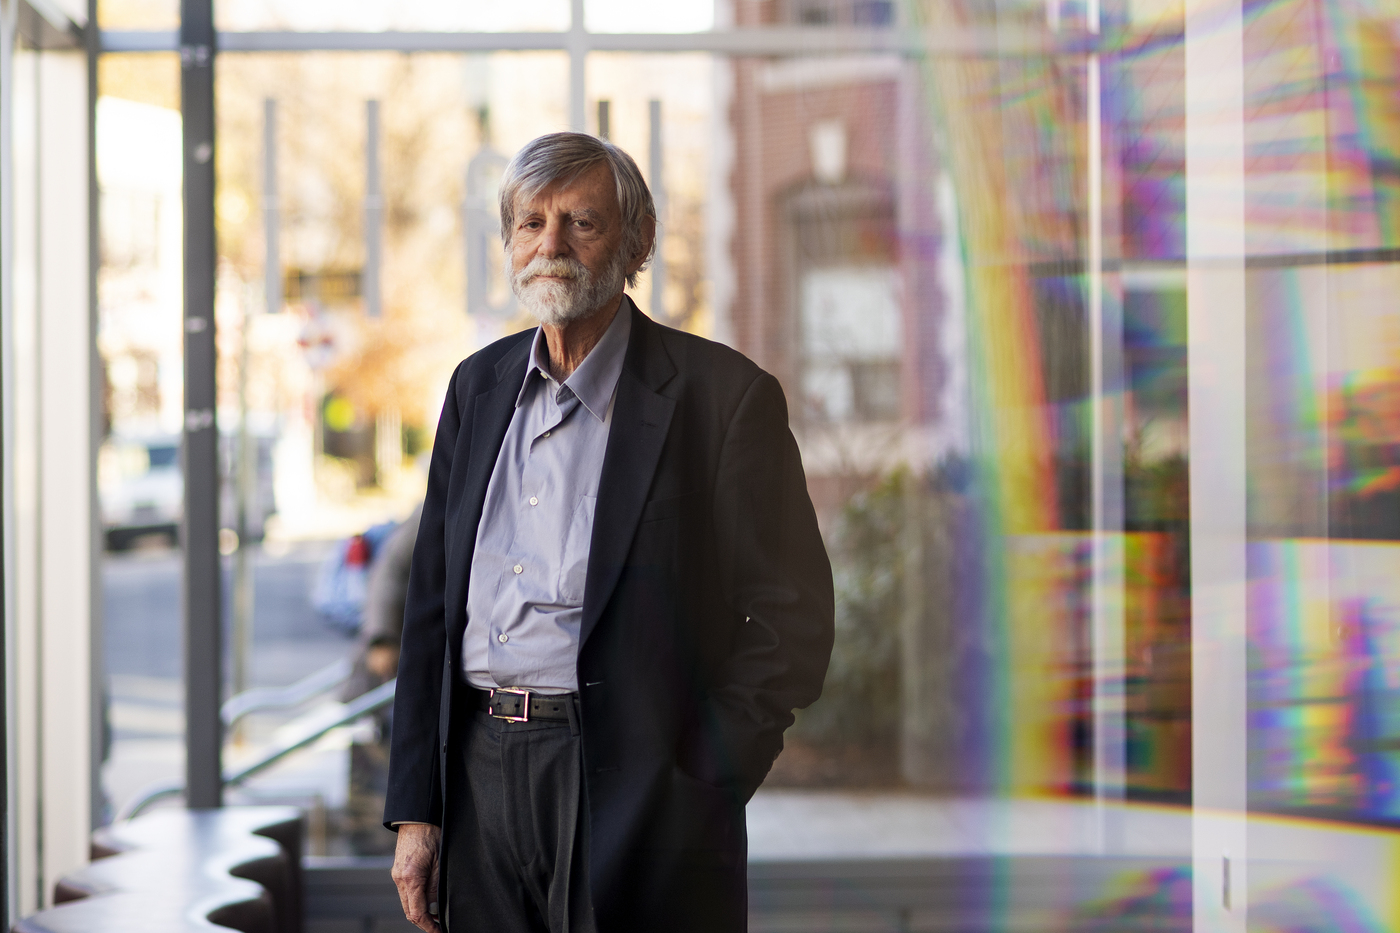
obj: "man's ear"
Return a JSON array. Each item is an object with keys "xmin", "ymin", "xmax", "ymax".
[{"xmin": 630, "ymin": 216, "xmax": 658, "ymax": 274}]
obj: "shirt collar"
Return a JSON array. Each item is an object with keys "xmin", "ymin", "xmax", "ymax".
[{"xmin": 518, "ymin": 299, "xmax": 632, "ymax": 422}]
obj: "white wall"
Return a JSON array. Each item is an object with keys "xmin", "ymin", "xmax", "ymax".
[
  {"xmin": 0, "ymin": 1, "xmax": 18, "ymax": 922},
  {"xmin": 5, "ymin": 46, "xmax": 94, "ymax": 918}
]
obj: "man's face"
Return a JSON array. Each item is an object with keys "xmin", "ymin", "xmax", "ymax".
[{"xmin": 506, "ymin": 162, "xmax": 634, "ymax": 328}]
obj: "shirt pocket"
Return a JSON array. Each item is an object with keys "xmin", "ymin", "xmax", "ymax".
[{"xmin": 558, "ymin": 494, "xmax": 597, "ymax": 605}]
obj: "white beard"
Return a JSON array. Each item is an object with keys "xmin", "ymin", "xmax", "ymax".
[{"xmin": 508, "ymin": 251, "xmax": 628, "ymax": 327}]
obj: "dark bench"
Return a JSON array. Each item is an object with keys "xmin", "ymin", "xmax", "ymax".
[{"xmin": 14, "ymin": 807, "xmax": 303, "ymax": 933}]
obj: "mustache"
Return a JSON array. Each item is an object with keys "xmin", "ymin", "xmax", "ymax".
[{"xmin": 516, "ymin": 256, "xmax": 589, "ymax": 284}]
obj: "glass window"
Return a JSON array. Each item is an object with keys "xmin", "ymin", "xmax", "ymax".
[
  {"xmin": 585, "ymin": 53, "xmax": 715, "ymax": 332},
  {"xmin": 78, "ymin": 0, "xmax": 1400, "ymax": 925},
  {"xmin": 214, "ymin": 0, "xmax": 571, "ymax": 33},
  {"xmin": 585, "ymin": 0, "xmax": 715, "ymax": 33},
  {"xmin": 97, "ymin": 0, "xmax": 179, "ymax": 30},
  {"xmin": 800, "ymin": 265, "xmax": 901, "ymax": 423}
]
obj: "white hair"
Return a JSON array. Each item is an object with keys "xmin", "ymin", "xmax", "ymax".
[{"xmin": 499, "ymin": 132, "xmax": 656, "ymax": 288}]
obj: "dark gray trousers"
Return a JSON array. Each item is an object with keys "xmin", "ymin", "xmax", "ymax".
[{"xmin": 442, "ymin": 703, "xmax": 596, "ymax": 933}]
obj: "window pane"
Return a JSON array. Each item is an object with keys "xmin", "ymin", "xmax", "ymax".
[
  {"xmin": 78, "ymin": 1, "xmax": 1400, "ymax": 925},
  {"xmin": 97, "ymin": 49, "xmax": 572, "ymax": 847},
  {"xmin": 99, "ymin": 0, "xmax": 180, "ymax": 29},
  {"xmin": 1239, "ymin": 0, "xmax": 1400, "ymax": 833},
  {"xmin": 585, "ymin": 52, "xmax": 715, "ymax": 332},
  {"xmin": 585, "ymin": 0, "xmax": 715, "ymax": 33},
  {"xmin": 215, "ymin": 0, "xmax": 570, "ymax": 33}
]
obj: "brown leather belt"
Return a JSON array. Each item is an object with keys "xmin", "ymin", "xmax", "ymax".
[{"xmin": 466, "ymin": 686, "xmax": 577, "ymax": 723}]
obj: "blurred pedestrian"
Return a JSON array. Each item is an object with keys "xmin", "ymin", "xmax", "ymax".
[
  {"xmin": 344, "ymin": 503, "xmax": 423, "ymax": 701},
  {"xmin": 344, "ymin": 503, "xmax": 422, "ymax": 855}
]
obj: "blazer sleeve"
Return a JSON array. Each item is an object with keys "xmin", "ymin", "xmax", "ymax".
[
  {"xmin": 383, "ymin": 363, "xmax": 466, "ymax": 828},
  {"xmin": 701, "ymin": 370, "xmax": 835, "ymax": 799}
]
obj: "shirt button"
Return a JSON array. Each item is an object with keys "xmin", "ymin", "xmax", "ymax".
[
  {"xmin": 529, "ymin": 496, "xmax": 538, "ymax": 506},
  {"xmin": 543, "ymin": 430, "xmax": 551, "ymax": 438},
  {"xmin": 513, "ymin": 564, "xmax": 523, "ymax": 574},
  {"xmin": 498, "ymin": 633, "xmax": 509, "ymax": 643}
]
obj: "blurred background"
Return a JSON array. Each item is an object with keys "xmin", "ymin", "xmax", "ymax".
[{"xmin": 10, "ymin": 0, "xmax": 1400, "ymax": 928}]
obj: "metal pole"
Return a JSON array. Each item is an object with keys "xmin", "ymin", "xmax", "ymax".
[
  {"xmin": 263, "ymin": 98, "xmax": 279, "ymax": 315},
  {"xmin": 648, "ymin": 99, "xmax": 665, "ymax": 322},
  {"xmin": 364, "ymin": 99, "xmax": 381, "ymax": 318},
  {"xmin": 376, "ymin": 407, "xmax": 401, "ymax": 488},
  {"xmin": 180, "ymin": 0, "xmax": 222, "ymax": 809},
  {"xmin": 0, "ymin": 0, "xmax": 15, "ymax": 913},
  {"xmin": 86, "ymin": 0, "xmax": 106, "ymax": 832},
  {"xmin": 1087, "ymin": 49, "xmax": 1126, "ymax": 853},
  {"xmin": 230, "ymin": 285, "xmax": 255, "ymax": 745},
  {"xmin": 596, "ymin": 99, "xmax": 610, "ymax": 140},
  {"xmin": 568, "ymin": 0, "xmax": 586, "ymax": 132}
]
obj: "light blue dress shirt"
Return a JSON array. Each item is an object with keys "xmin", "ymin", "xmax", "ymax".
[{"xmin": 461, "ymin": 305, "xmax": 631, "ymax": 693}]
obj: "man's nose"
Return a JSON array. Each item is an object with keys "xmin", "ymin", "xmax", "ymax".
[{"xmin": 538, "ymin": 219, "xmax": 569, "ymax": 258}]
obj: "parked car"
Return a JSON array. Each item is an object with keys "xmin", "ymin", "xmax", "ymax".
[
  {"xmin": 99, "ymin": 431, "xmax": 278, "ymax": 550},
  {"xmin": 99, "ymin": 435, "xmax": 182, "ymax": 549}
]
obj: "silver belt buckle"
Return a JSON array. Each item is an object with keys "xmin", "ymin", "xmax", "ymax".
[{"xmin": 489, "ymin": 686, "xmax": 531, "ymax": 723}]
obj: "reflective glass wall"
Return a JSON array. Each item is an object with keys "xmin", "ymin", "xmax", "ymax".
[{"xmin": 84, "ymin": 0, "xmax": 1400, "ymax": 926}]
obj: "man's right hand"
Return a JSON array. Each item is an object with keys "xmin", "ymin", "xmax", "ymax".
[{"xmin": 391, "ymin": 822, "xmax": 443, "ymax": 932}]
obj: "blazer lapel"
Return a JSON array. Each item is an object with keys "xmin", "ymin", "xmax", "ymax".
[
  {"xmin": 581, "ymin": 302, "xmax": 677, "ymax": 648},
  {"xmin": 445, "ymin": 339, "xmax": 530, "ymax": 647}
]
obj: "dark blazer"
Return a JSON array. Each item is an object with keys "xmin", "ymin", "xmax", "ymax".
[{"xmin": 385, "ymin": 299, "xmax": 835, "ymax": 932}]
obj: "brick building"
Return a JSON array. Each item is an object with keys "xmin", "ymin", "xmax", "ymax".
[{"xmin": 724, "ymin": 0, "xmax": 955, "ymax": 519}]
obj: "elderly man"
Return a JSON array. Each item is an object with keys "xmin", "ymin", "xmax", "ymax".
[{"xmin": 386, "ymin": 132, "xmax": 833, "ymax": 933}]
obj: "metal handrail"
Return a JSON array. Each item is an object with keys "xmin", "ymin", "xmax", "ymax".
[
  {"xmin": 116, "ymin": 678, "xmax": 397, "ymax": 822},
  {"xmin": 220, "ymin": 657, "xmax": 354, "ymax": 726}
]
